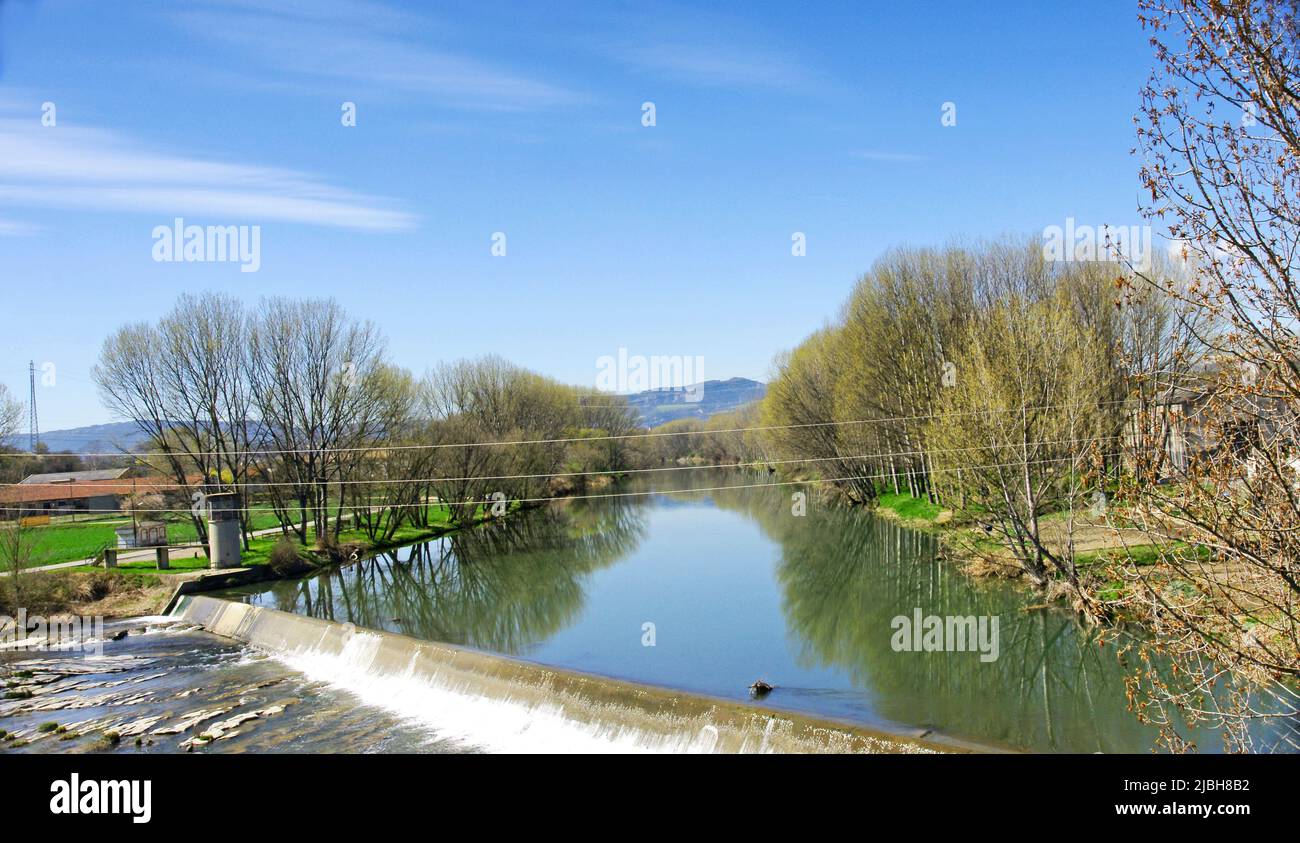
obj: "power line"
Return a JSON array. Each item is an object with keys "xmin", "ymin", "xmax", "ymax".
[
  {"xmin": 9, "ymin": 455, "xmax": 1096, "ymax": 515},
  {"xmin": 0, "ymin": 435, "xmax": 1122, "ymax": 490},
  {"xmin": 0, "ymin": 398, "xmax": 1133, "ymax": 460}
]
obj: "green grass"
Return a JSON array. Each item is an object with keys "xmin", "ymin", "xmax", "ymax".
[
  {"xmin": 1074, "ymin": 541, "xmax": 1212, "ymax": 569},
  {"xmin": 24, "ymin": 527, "xmax": 117, "ymax": 567},
  {"xmin": 112, "ymin": 553, "xmax": 212, "ymax": 573},
  {"xmin": 28, "ymin": 502, "xmax": 500, "ymax": 577},
  {"xmin": 12, "ymin": 505, "xmax": 283, "ymax": 569},
  {"xmin": 239, "ymin": 503, "xmax": 467, "ymax": 565},
  {"xmin": 875, "ymin": 492, "xmax": 944, "ymax": 523}
]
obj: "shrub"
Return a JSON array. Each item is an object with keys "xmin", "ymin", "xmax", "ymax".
[
  {"xmin": 0, "ymin": 570, "xmax": 156, "ymax": 617},
  {"xmin": 268, "ymin": 539, "xmax": 308, "ymax": 576}
]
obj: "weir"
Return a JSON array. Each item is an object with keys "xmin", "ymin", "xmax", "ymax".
[{"xmin": 175, "ymin": 595, "xmax": 954, "ymax": 754}]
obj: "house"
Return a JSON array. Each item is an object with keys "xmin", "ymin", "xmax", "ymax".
[
  {"xmin": 0, "ymin": 469, "xmax": 168, "ymax": 519},
  {"xmin": 0, "ymin": 481, "xmax": 126, "ymax": 518},
  {"xmin": 1124, "ymin": 361, "xmax": 1297, "ymax": 480},
  {"xmin": 1124, "ymin": 384, "xmax": 1201, "ymax": 476},
  {"xmin": 114, "ymin": 520, "xmax": 168, "ymax": 548},
  {"xmin": 18, "ymin": 468, "xmax": 132, "ymax": 485}
]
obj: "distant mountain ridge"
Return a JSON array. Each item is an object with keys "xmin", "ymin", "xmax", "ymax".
[
  {"xmin": 7, "ymin": 378, "xmax": 767, "ymax": 454},
  {"xmin": 621, "ymin": 377, "xmax": 766, "ymax": 427},
  {"xmin": 3, "ymin": 422, "xmax": 148, "ymax": 455}
]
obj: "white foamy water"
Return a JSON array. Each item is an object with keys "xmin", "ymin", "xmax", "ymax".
[{"xmin": 269, "ymin": 630, "xmax": 735, "ymax": 754}]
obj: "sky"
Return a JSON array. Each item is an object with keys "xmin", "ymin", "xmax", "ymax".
[{"xmin": 0, "ymin": 0, "xmax": 1154, "ymax": 431}]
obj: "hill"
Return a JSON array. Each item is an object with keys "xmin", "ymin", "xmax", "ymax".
[
  {"xmin": 3, "ymin": 422, "xmax": 147, "ymax": 455},
  {"xmin": 623, "ymin": 377, "xmax": 766, "ymax": 427},
  {"xmin": 9, "ymin": 378, "xmax": 767, "ymax": 453}
]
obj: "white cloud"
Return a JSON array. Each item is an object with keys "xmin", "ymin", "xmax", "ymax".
[
  {"xmin": 171, "ymin": 1, "xmax": 583, "ymax": 112},
  {"xmin": 0, "ymin": 217, "xmax": 39, "ymax": 236},
  {"xmin": 616, "ymin": 42, "xmax": 815, "ymax": 90},
  {"xmin": 210, "ymin": 0, "xmax": 425, "ymax": 31},
  {"xmin": 0, "ymin": 116, "xmax": 415, "ymax": 230}
]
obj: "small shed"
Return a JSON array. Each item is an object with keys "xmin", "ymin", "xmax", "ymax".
[{"xmin": 115, "ymin": 521, "xmax": 168, "ymax": 549}]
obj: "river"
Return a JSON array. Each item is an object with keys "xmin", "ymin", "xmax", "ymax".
[
  {"xmin": 217, "ymin": 472, "xmax": 1295, "ymax": 753},
  {"xmin": 6, "ymin": 472, "xmax": 1295, "ymax": 753}
]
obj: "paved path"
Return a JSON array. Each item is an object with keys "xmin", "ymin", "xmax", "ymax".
[{"xmin": 1, "ymin": 521, "xmax": 304, "ymax": 577}]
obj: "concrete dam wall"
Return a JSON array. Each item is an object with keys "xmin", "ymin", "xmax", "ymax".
[{"xmin": 176, "ymin": 595, "xmax": 952, "ymax": 754}]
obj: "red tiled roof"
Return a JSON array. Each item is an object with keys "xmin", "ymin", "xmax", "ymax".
[{"xmin": 0, "ymin": 476, "xmax": 178, "ymax": 505}]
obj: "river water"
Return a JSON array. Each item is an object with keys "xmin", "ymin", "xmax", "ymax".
[
  {"xmin": 217, "ymin": 472, "xmax": 1296, "ymax": 753},
  {"xmin": 7, "ymin": 473, "xmax": 1295, "ymax": 753}
]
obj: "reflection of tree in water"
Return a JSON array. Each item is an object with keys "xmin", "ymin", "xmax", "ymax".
[
  {"xmin": 254, "ymin": 498, "xmax": 646, "ymax": 654},
  {"xmin": 694, "ymin": 475, "xmax": 1254, "ymax": 753},
  {"xmin": 239, "ymin": 469, "xmax": 1293, "ymax": 752}
]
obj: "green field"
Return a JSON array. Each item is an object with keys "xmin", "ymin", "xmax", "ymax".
[
  {"xmin": 13, "ymin": 506, "xmax": 284, "ymax": 569},
  {"xmin": 54, "ymin": 503, "xmax": 470, "ymax": 575}
]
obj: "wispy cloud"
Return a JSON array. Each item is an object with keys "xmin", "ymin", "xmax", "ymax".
[
  {"xmin": 0, "ymin": 114, "xmax": 415, "ymax": 230},
  {"xmin": 851, "ymin": 149, "xmax": 929, "ymax": 163},
  {"xmin": 0, "ymin": 217, "xmax": 38, "ymax": 236},
  {"xmin": 615, "ymin": 41, "xmax": 816, "ymax": 90},
  {"xmin": 171, "ymin": 0, "xmax": 583, "ymax": 112},
  {"xmin": 590, "ymin": 3, "xmax": 823, "ymax": 93}
]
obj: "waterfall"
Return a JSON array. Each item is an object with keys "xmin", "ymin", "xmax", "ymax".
[{"xmin": 177, "ymin": 595, "xmax": 938, "ymax": 755}]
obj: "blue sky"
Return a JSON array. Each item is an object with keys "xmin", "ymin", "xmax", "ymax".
[{"xmin": 0, "ymin": 0, "xmax": 1152, "ymax": 430}]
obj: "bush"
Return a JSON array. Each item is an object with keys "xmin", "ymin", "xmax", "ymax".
[
  {"xmin": 73, "ymin": 572, "xmax": 114, "ymax": 603},
  {"xmin": 268, "ymin": 539, "xmax": 309, "ymax": 576},
  {"xmin": 0, "ymin": 570, "xmax": 154, "ymax": 617},
  {"xmin": 310, "ymin": 538, "xmax": 365, "ymax": 565}
]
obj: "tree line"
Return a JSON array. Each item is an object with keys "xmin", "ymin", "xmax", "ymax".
[
  {"xmin": 92, "ymin": 294, "xmax": 640, "ymax": 551},
  {"xmin": 751, "ymin": 239, "xmax": 1202, "ymax": 588},
  {"xmin": 690, "ymin": 0, "xmax": 1298, "ymax": 750}
]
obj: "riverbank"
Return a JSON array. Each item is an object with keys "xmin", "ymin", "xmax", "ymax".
[
  {"xmin": 5, "ymin": 505, "xmax": 286, "ymax": 572},
  {"xmin": 0, "ymin": 503, "xmax": 521, "ymax": 624},
  {"xmin": 869, "ymin": 489, "xmax": 1217, "ymax": 620}
]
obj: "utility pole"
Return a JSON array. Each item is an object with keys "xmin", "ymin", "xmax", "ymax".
[{"xmin": 28, "ymin": 360, "xmax": 39, "ymax": 452}]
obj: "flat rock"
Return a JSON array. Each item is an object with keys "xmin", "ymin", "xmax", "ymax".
[{"xmin": 151, "ymin": 707, "xmax": 232, "ymax": 735}]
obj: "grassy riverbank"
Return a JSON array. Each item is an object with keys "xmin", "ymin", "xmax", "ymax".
[
  {"xmin": 869, "ymin": 489, "xmax": 1223, "ymax": 623},
  {"xmin": 811, "ymin": 480, "xmax": 1286, "ymax": 675},
  {"xmin": 10, "ymin": 505, "xmax": 285, "ymax": 570},
  {"xmin": 1, "ymin": 502, "xmax": 515, "ymax": 621},
  {"xmin": 873, "ymin": 492, "xmax": 947, "ymax": 526}
]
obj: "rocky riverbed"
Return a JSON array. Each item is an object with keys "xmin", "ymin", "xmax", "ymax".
[{"xmin": 0, "ymin": 617, "xmax": 465, "ymax": 753}]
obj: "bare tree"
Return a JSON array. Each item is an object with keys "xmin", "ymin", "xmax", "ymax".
[
  {"xmin": 422, "ymin": 357, "xmax": 570, "ymax": 523},
  {"xmin": 1120, "ymin": 0, "xmax": 1300, "ymax": 750},
  {"xmin": 346, "ymin": 365, "xmax": 423, "ymax": 542},
  {"xmin": 247, "ymin": 297, "xmax": 389, "ymax": 545},
  {"xmin": 94, "ymin": 293, "xmax": 260, "ymax": 552},
  {"xmin": 0, "ymin": 507, "xmax": 39, "ymax": 611},
  {"xmin": 0, "ymin": 383, "xmax": 21, "ymax": 443},
  {"xmin": 927, "ymin": 245, "xmax": 1118, "ymax": 594}
]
